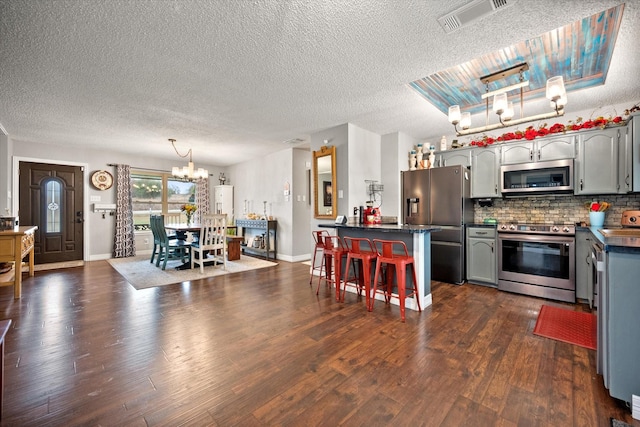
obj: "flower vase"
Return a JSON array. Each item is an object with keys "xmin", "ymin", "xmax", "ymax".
[
  {"xmin": 409, "ymin": 151, "xmax": 417, "ymax": 171},
  {"xmin": 589, "ymin": 211, "xmax": 605, "ymax": 227},
  {"xmin": 186, "ymin": 214, "xmax": 192, "ymax": 226}
]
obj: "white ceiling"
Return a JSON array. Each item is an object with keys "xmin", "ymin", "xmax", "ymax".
[{"xmin": 1, "ymin": 0, "xmax": 639, "ymax": 167}]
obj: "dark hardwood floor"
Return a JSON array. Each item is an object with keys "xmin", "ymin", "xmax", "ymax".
[{"xmin": 0, "ymin": 259, "xmax": 636, "ymax": 426}]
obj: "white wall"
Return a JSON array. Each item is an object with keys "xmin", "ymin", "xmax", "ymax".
[
  {"xmin": 228, "ymin": 147, "xmax": 312, "ymax": 262},
  {"xmin": 8, "ymin": 138, "xmax": 225, "ymax": 260},
  {"xmin": 0, "ymin": 133, "xmax": 10, "ymax": 215},
  {"xmin": 292, "ymin": 148, "xmax": 311, "ymax": 259},
  {"xmin": 347, "ymin": 124, "xmax": 381, "ymax": 214},
  {"xmin": 381, "ymin": 131, "xmax": 420, "ymax": 219}
]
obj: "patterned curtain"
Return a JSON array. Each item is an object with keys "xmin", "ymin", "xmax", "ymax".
[
  {"xmin": 113, "ymin": 164, "xmax": 136, "ymax": 258},
  {"xmin": 194, "ymin": 177, "xmax": 210, "ymax": 224}
]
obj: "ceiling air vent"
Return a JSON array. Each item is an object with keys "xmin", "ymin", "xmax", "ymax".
[{"xmin": 438, "ymin": 0, "xmax": 513, "ymax": 33}]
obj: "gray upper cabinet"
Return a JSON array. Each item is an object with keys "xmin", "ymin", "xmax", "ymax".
[
  {"xmin": 501, "ymin": 135, "xmax": 576, "ymax": 164},
  {"xmin": 575, "ymin": 128, "xmax": 622, "ymax": 195},
  {"xmin": 619, "ymin": 124, "xmax": 632, "ymax": 193},
  {"xmin": 471, "ymin": 146, "xmax": 501, "ymax": 198},
  {"xmin": 436, "ymin": 148, "xmax": 472, "ymax": 168}
]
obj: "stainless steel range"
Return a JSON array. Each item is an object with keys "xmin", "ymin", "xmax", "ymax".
[{"xmin": 497, "ymin": 223, "xmax": 575, "ymax": 302}]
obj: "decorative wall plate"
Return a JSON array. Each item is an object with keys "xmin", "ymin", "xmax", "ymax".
[{"xmin": 91, "ymin": 170, "xmax": 113, "ymax": 190}]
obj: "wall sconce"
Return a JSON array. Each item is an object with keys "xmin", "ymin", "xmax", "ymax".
[{"xmin": 448, "ymin": 63, "xmax": 567, "ymax": 136}]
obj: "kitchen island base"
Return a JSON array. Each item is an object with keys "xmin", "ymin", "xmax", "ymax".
[{"xmin": 320, "ymin": 224, "xmax": 439, "ymax": 312}]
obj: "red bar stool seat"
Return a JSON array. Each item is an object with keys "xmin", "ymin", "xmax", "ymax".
[
  {"xmin": 309, "ymin": 230, "xmax": 330, "ymax": 285},
  {"xmin": 342, "ymin": 237, "xmax": 377, "ymax": 308},
  {"xmin": 316, "ymin": 235, "xmax": 348, "ymax": 301},
  {"xmin": 370, "ymin": 239, "xmax": 421, "ymax": 322}
]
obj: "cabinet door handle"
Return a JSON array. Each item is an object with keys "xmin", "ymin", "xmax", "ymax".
[
  {"xmin": 529, "ymin": 149, "xmax": 533, "ymax": 161},
  {"xmin": 490, "ymin": 243, "xmax": 494, "ymax": 253},
  {"xmin": 494, "ymin": 184, "xmax": 498, "ymax": 194},
  {"xmin": 537, "ymin": 149, "xmax": 541, "ymax": 160},
  {"xmin": 477, "ymin": 231, "xmax": 487, "ymax": 235},
  {"xmin": 580, "ymin": 179, "xmax": 584, "ymax": 190}
]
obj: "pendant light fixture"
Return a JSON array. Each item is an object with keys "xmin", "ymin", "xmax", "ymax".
[
  {"xmin": 448, "ymin": 63, "xmax": 567, "ymax": 136},
  {"xmin": 169, "ymin": 138, "xmax": 208, "ymax": 181}
]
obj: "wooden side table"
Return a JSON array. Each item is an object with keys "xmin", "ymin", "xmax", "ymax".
[
  {"xmin": 0, "ymin": 226, "xmax": 37, "ymax": 299},
  {"xmin": 0, "ymin": 319, "xmax": 11, "ymax": 419},
  {"xmin": 226, "ymin": 236, "xmax": 244, "ymax": 261}
]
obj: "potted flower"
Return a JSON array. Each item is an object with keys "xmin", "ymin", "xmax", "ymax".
[
  {"xmin": 585, "ymin": 201, "xmax": 610, "ymax": 227},
  {"xmin": 181, "ymin": 203, "xmax": 197, "ymax": 225}
]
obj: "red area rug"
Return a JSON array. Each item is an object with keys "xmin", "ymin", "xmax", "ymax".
[{"xmin": 533, "ymin": 305, "xmax": 597, "ymax": 350}]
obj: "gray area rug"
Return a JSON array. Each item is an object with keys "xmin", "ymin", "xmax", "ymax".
[
  {"xmin": 611, "ymin": 418, "xmax": 633, "ymax": 427},
  {"xmin": 107, "ymin": 254, "xmax": 277, "ymax": 290}
]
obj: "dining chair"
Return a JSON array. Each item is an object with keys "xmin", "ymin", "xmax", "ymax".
[
  {"xmin": 191, "ymin": 214, "xmax": 227, "ymax": 273},
  {"xmin": 150, "ymin": 215, "xmax": 192, "ymax": 270}
]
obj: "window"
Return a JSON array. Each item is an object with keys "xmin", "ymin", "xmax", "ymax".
[
  {"xmin": 131, "ymin": 172, "xmax": 197, "ymax": 231},
  {"xmin": 44, "ymin": 179, "xmax": 63, "ymax": 233}
]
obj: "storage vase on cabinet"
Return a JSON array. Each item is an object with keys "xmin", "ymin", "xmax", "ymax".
[{"xmin": 466, "ymin": 226, "xmax": 497, "ymax": 286}]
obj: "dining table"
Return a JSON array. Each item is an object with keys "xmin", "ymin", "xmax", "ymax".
[{"xmin": 164, "ymin": 224, "xmax": 238, "ymax": 270}]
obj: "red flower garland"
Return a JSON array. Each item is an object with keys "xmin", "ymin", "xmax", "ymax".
[{"xmin": 469, "ymin": 115, "xmax": 625, "ymax": 148}]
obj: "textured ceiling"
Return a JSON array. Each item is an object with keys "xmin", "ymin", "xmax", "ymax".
[{"xmin": 1, "ymin": 1, "xmax": 639, "ymax": 166}]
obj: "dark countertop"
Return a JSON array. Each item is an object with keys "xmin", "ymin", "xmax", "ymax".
[
  {"xmin": 319, "ymin": 223, "xmax": 441, "ymax": 234},
  {"xmin": 585, "ymin": 226, "xmax": 640, "ymax": 254},
  {"xmin": 467, "ymin": 223, "xmax": 497, "ymax": 228}
]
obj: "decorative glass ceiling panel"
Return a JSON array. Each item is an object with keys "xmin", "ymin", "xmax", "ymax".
[{"xmin": 409, "ymin": 4, "xmax": 624, "ymax": 115}]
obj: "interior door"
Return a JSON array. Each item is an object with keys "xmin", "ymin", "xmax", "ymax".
[{"xmin": 18, "ymin": 162, "xmax": 84, "ymax": 264}]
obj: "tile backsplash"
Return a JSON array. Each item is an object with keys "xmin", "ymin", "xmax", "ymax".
[{"xmin": 473, "ymin": 194, "xmax": 640, "ymax": 226}]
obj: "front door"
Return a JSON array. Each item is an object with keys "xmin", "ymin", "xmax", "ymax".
[{"xmin": 18, "ymin": 162, "xmax": 84, "ymax": 264}]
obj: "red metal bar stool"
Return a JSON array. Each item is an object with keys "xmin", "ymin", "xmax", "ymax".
[
  {"xmin": 342, "ymin": 237, "xmax": 377, "ymax": 308},
  {"xmin": 370, "ymin": 239, "xmax": 421, "ymax": 322},
  {"xmin": 316, "ymin": 235, "xmax": 348, "ymax": 301},
  {"xmin": 309, "ymin": 230, "xmax": 330, "ymax": 285}
]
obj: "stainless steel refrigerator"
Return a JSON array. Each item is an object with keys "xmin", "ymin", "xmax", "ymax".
[{"xmin": 401, "ymin": 165, "xmax": 473, "ymax": 284}]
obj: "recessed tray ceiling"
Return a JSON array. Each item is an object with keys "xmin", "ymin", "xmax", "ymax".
[{"xmin": 409, "ymin": 4, "xmax": 624, "ymax": 115}]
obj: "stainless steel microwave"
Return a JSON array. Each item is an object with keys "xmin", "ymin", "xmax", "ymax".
[{"xmin": 500, "ymin": 158, "xmax": 574, "ymax": 196}]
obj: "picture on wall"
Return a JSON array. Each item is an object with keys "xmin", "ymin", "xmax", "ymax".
[{"xmin": 323, "ymin": 181, "xmax": 332, "ymax": 207}]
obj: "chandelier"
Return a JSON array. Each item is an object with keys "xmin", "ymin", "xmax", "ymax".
[
  {"xmin": 448, "ymin": 63, "xmax": 567, "ymax": 136},
  {"xmin": 169, "ymin": 138, "xmax": 209, "ymax": 180}
]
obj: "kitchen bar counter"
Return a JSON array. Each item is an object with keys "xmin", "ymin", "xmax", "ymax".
[
  {"xmin": 581, "ymin": 225, "xmax": 640, "ymax": 404},
  {"xmin": 584, "ymin": 226, "xmax": 640, "ymax": 253},
  {"xmin": 321, "ymin": 223, "xmax": 442, "ymax": 233},
  {"xmin": 319, "ymin": 223, "xmax": 441, "ymax": 311}
]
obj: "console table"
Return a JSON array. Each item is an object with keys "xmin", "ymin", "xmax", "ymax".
[
  {"xmin": 235, "ymin": 219, "xmax": 277, "ymax": 260},
  {"xmin": 0, "ymin": 226, "xmax": 37, "ymax": 299}
]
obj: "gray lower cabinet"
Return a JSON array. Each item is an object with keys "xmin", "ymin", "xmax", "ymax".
[
  {"xmin": 471, "ymin": 146, "xmax": 501, "ymax": 198},
  {"xmin": 466, "ymin": 226, "xmax": 497, "ymax": 286},
  {"xmin": 599, "ymin": 248, "xmax": 640, "ymax": 404},
  {"xmin": 574, "ymin": 229, "xmax": 594, "ymax": 306}
]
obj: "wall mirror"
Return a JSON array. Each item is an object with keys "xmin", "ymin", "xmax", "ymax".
[{"xmin": 313, "ymin": 145, "xmax": 337, "ymax": 219}]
